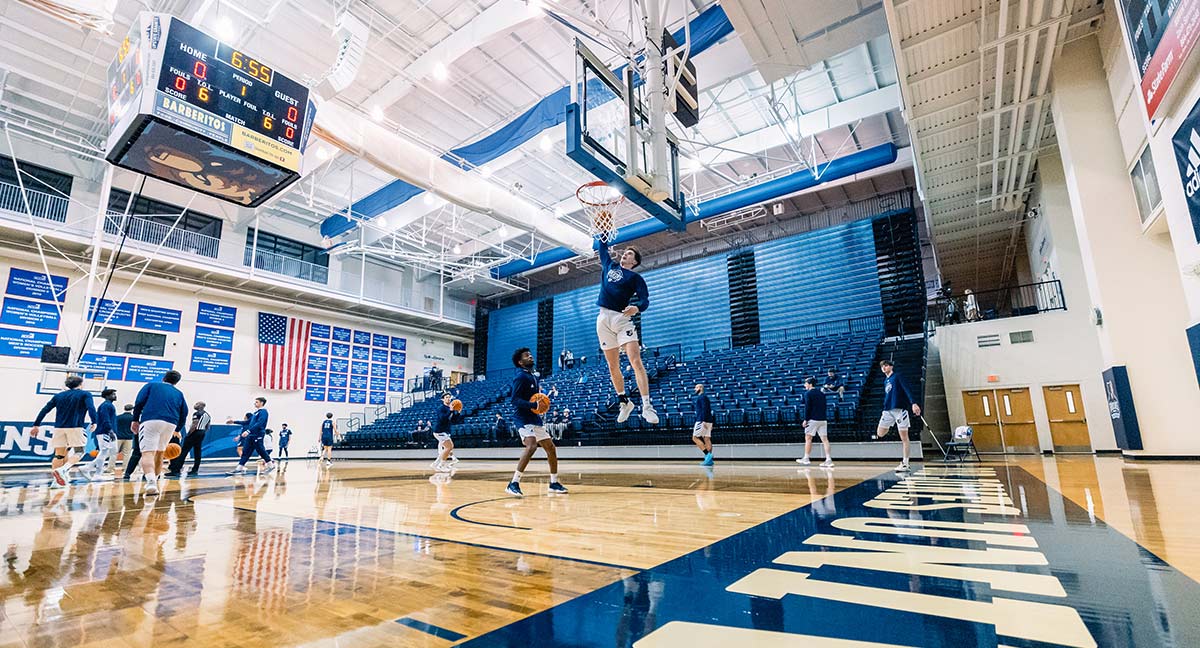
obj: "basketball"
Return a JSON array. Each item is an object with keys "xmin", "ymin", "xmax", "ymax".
[
  {"xmin": 89, "ymin": 449, "xmax": 98, "ymax": 457},
  {"xmin": 531, "ymin": 392, "xmax": 551, "ymax": 415},
  {"xmin": 451, "ymin": 399, "xmax": 463, "ymax": 412},
  {"xmin": 164, "ymin": 443, "xmax": 182, "ymax": 460}
]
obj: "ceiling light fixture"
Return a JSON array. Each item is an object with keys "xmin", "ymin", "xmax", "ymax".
[
  {"xmin": 498, "ymin": 226, "xmax": 509, "ymax": 237},
  {"xmin": 371, "ymin": 105, "xmax": 384, "ymax": 122},
  {"xmin": 432, "ymin": 62, "xmax": 449, "ymax": 82},
  {"xmin": 539, "ymin": 134, "xmax": 553, "ymax": 151},
  {"xmin": 452, "ymin": 244, "xmax": 462, "ymax": 254},
  {"xmin": 215, "ymin": 16, "xmax": 236, "ymax": 41},
  {"xmin": 479, "ymin": 165, "xmax": 493, "ymax": 179}
]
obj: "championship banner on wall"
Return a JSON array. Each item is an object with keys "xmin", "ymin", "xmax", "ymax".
[{"xmin": 1118, "ymin": 0, "xmax": 1200, "ymax": 118}]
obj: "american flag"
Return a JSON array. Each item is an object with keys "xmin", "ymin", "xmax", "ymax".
[{"xmin": 258, "ymin": 312, "xmax": 311, "ymax": 390}]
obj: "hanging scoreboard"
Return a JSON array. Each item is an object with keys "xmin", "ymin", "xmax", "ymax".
[{"xmin": 105, "ymin": 14, "xmax": 316, "ymax": 207}]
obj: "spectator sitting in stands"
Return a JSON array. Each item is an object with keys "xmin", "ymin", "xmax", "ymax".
[
  {"xmin": 822, "ymin": 369, "xmax": 845, "ymax": 399},
  {"xmin": 559, "ymin": 408, "xmax": 572, "ymax": 440},
  {"xmin": 565, "ymin": 349, "xmax": 575, "ymax": 369},
  {"xmin": 492, "ymin": 413, "xmax": 510, "ymax": 441},
  {"xmin": 548, "ymin": 385, "xmax": 559, "ymax": 399}
]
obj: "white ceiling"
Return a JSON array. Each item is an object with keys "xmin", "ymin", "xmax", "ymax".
[{"xmin": 1, "ymin": 0, "xmax": 917, "ymax": 292}]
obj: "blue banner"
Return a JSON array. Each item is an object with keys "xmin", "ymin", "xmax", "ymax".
[
  {"xmin": 308, "ymin": 339, "xmax": 330, "ymax": 355},
  {"xmin": 193, "ymin": 325, "xmax": 234, "ymax": 351},
  {"xmin": 351, "ymin": 361, "xmax": 369, "ymax": 376},
  {"xmin": 372, "ymin": 333, "xmax": 389, "ymax": 347},
  {"xmin": 351, "ymin": 345, "xmax": 370, "ymax": 360},
  {"xmin": 134, "ymin": 304, "xmax": 182, "ymax": 332},
  {"xmin": 389, "ymin": 379, "xmax": 404, "ymax": 392},
  {"xmin": 196, "ymin": 302, "xmax": 237, "ymax": 328},
  {"xmin": 0, "ymin": 297, "xmax": 61, "ymax": 330},
  {"xmin": 389, "ymin": 365, "xmax": 405, "ymax": 379},
  {"xmin": 126, "ymin": 357, "xmax": 174, "ymax": 382},
  {"xmin": 330, "ymin": 343, "xmax": 350, "ymax": 358},
  {"xmin": 0, "ymin": 327, "xmax": 55, "ymax": 358},
  {"xmin": 307, "ymin": 355, "xmax": 329, "ymax": 371},
  {"xmin": 391, "ymin": 336, "xmax": 407, "ymax": 351},
  {"xmin": 89, "ymin": 298, "xmax": 134, "ymax": 327},
  {"xmin": 326, "ymin": 388, "xmax": 347, "ymax": 403},
  {"xmin": 349, "ymin": 390, "xmax": 367, "ymax": 404},
  {"xmin": 79, "ymin": 353, "xmax": 126, "ymax": 380},
  {"xmin": 329, "ymin": 357, "xmax": 349, "ymax": 373},
  {"xmin": 353, "ymin": 330, "xmax": 371, "ymax": 345},
  {"xmin": 371, "ymin": 348, "xmax": 388, "ymax": 363},
  {"xmin": 369, "ymin": 392, "xmax": 385, "ymax": 405},
  {"xmin": 328, "ymin": 373, "xmax": 348, "ymax": 388},
  {"xmin": 311, "ymin": 323, "xmax": 331, "ymax": 339},
  {"xmin": 349, "ymin": 375, "xmax": 368, "ymax": 390},
  {"xmin": 6, "ymin": 268, "xmax": 67, "ymax": 303},
  {"xmin": 306, "ymin": 371, "xmax": 327, "ymax": 387},
  {"xmin": 370, "ymin": 363, "xmax": 387, "ymax": 377},
  {"xmin": 332, "ymin": 327, "xmax": 351, "ymax": 342},
  {"xmin": 189, "ymin": 350, "xmax": 231, "ymax": 374},
  {"xmin": 391, "ymin": 351, "xmax": 406, "ymax": 365},
  {"xmin": 305, "ymin": 387, "xmax": 326, "ymax": 401},
  {"xmin": 369, "ymin": 377, "xmax": 386, "ymax": 391}
]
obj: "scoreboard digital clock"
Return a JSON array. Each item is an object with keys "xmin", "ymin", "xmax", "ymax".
[{"xmin": 105, "ymin": 14, "xmax": 316, "ymax": 207}]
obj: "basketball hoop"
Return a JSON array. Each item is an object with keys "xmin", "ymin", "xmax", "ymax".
[{"xmin": 577, "ymin": 181, "xmax": 624, "ymax": 243}]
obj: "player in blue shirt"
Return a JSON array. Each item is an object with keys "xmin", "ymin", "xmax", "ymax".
[
  {"xmin": 871, "ymin": 359, "xmax": 922, "ymax": 472},
  {"xmin": 32, "ymin": 375, "xmax": 98, "ymax": 487},
  {"xmin": 226, "ymin": 397, "xmax": 274, "ymax": 475},
  {"xmin": 691, "ymin": 384, "xmax": 715, "ymax": 466},
  {"xmin": 278, "ymin": 423, "xmax": 292, "ymax": 460},
  {"xmin": 505, "ymin": 347, "xmax": 568, "ymax": 497},
  {"xmin": 320, "ymin": 414, "xmax": 337, "ymax": 466},
  {"xmin": 80, "ymin": 388, "xmax": 119, "ymax": 481},
  {"xmin": 431, "ymin": 394, "xmax": 462, "ymax": 472},
  {"xmin": 594, "ymin": 237, "xmax": 658, "ymax": 425},
  {"xmin": 131, "ymin": 370, "xmax": 189, "ymax": 495},
  {"xmin": 797, "ymin": 378, "xmax": 833, "ymax": 468}
]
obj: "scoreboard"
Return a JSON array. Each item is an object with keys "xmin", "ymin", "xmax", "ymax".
[{"xmin": 105, "ymin": 14, "xmax": 316, "ymax": 207}]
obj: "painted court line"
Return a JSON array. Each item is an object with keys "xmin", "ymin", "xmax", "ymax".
[{"xmin": 395, "ymin": 616, "xmax": 467, "ymax": 641}]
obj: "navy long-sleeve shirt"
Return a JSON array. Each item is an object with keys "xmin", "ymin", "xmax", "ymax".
[
  {"xmin": 132, "ymin": 382, "xmax": 189, "ymax": 432},
  {"xmin": 94, "ymin": 401, "xmax": 117, "ymax": 439},
  {"xmin": 693, "ymin": 394, "xmax": 714, "ymax": 423},
  {"xmin": 115, "ymin": 412, "xmax": 134, "ymax": 440},
  {"xmin": 510, "ymin": 369, "xmax": 543, "ymax": 427},
  {"xmin": 804, "ymin": 388, "xmax": 827, "ymax": 422},
  {"xmin": 882, "ymin": 371, "xmax": 916, "ymax": 410},
  {"xmin": 435, "ymin": 403, "xmax": 462, "ymax": 434},
  {"xmin": 245, "ymin": 409, "xmax": 269, "ymax": 437},
  {"xmin": 595, "ymin": 239, "xmax": 650, "ymax": 313},
  {"xmin": 34, "ymin": 388, "xmax": 96, "ymax": 428}
]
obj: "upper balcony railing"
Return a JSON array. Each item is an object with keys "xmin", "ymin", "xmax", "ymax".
[
  {"xmin": 243, "ymin": 246, "xmax": 330, "ymax": 284},
  {"xmin": 0, "ymin": 180, "xmax": 68, "ymax": 223},
  {"xmin": 929, "ymin": 279, "xmax": 1066, "ymax": 326},
  {"xmin": 105, "ymin": 212, "xmax": 221, "ymax": 259}
]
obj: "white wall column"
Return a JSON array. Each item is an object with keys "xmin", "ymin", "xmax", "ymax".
[{"xmin": 1051, "ymin": 36, "xmax": 1200, "ymax": 455}]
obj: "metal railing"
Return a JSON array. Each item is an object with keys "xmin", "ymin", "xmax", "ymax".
[
  {"xmin": 0, "ymin": 180, "xmax": 69, "ymax": 223},
  {"xmin": 928, "ymin": 279, "xmax": 1066, "ymax": 325},
  {"xmin": 105, "ymin": 212, "xmax": 221, "ymax": 258},
  {"xmin": 244, "ymin": 247, "xmax": 330, "ymax": 284}
]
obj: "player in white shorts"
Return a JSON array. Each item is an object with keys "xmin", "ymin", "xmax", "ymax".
[
  {"xmin": 31, "ymin": 375, "xmax": 98, "ymax": 487},
  {"xmin": 796, "ymin": 377, "xmax": 833, "ymax": 467},
  {"xmin": 505, "ymin": 348, "xmax": 568, "ymax": 497},
  {"xmin": 871, "ymin": 359, "xmax": 921, "ymax": 472},
  {"xmin": 691, "ymin": 384, "xmax": 715, "ymax": 466},
  {"xmin": 594, "ymin": 237, "xmax": 658, "ymax": 425}
]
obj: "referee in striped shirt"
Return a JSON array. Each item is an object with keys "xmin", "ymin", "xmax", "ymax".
[{"xmin": 167, "ymin": 402, "xmax": 212, "ymax": 477}]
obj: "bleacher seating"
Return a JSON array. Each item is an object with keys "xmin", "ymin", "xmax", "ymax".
[{"xmin": 339, "ymin": 327, "xmax": 895, "ymax": 450}]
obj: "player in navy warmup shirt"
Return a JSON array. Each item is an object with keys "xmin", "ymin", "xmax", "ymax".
[
  {"xmin": 80, "ymin": 388, "xmax": 120, "ymax": 480},
  {"xmin": 320, "ymin": 414, "xmax": 337, "ymax": 466},
  {"xmin": 872, "ymin": 359, "xmax": 922, "ymax": 472},
  {"xmin": 594, "ymin": 237, "xmax": 659, "ymax": 425},
  {"xmin": 691, "ymin": 384, "xmax": 715, "ymax": 465},
  {"xmin": 227, "ymin": 397, "xmax": 273, "ymax": 475},
  {"xmin": 797, "ymin": 377, "xmax": 833, "ymax": 467},
  {"xmin": 431, "ymin": 394, "xmax": 463, "ymax": 472},
  {"xmin": 32, "ymin": 375, "xmax": 98, "ymax": 487},
  {"xmin": 505, "ymin": 347, "xmax": 568, "ymax": 497},
  {"xmin": 131, "ymin": 370, "xmax": 189, "ymax": 495}
]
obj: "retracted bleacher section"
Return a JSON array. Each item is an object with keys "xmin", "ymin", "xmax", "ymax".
[{"xmin": 339, "ymin": 207, "xmax": 926, "ymax": 452}]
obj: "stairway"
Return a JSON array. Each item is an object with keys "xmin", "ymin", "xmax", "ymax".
[
  {"xmin": 857, "ymin": 336, "xmax": 927, "ymax": 438},
  {"xmin": 920, "ymin": 340, "xmax": 952, "ymax": 450}
]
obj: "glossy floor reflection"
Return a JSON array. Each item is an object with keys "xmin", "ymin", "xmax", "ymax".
[{"xmin": 1, "ymin": 456, "xmax": 1198, "ymax": 647}]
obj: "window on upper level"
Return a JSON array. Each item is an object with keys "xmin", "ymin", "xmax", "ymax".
[{"xmin": 1129, "ymin": 144, "xmax": 1162, "ymax": 223}]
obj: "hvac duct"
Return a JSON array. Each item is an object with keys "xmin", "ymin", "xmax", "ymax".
[{"xmin": 493, "ymin": 143, "xmax": 899, "ymax": 277}]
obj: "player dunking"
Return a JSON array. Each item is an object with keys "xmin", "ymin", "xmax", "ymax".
[
  {"xmin": 505, "ymin": 348, "xmax": 568, "ymax": 497},
  {"xmin": 594, "ymin": 237, "xmax": 658, "ymax": 424}
]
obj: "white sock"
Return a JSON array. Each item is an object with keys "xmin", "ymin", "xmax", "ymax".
[
  {"xmin": 549, "ymin": 473, "xmax": 559, "ymax": 484},
  {"xmin": 642, "ymin": 396, "xmax": 652, "ymax": 406},
  {"xmin": 512, "ymin": 471, "xmax": 523, "ymax": 483}
]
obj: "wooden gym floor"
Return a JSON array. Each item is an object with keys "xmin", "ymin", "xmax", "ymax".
[{"xmin": 1, "ymin": 456, "xmax": 1198, "ymax": 647}]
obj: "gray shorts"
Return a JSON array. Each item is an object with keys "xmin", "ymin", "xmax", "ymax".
[
  {"xmin": 878, "ymin": 409, "xmax": 911, "ymax": 430},
  {"xmin": 804, "ymin": 420, "xmax": 828, "ymax": 437}
]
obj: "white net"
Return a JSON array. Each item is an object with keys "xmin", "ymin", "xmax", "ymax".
[{"xmin": 576, "ymin": 182, "xmax": 624, "ymax": 243}]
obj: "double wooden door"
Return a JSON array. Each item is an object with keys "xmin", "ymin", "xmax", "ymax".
[{"xmin": 961, "ymin": 387, "xmax": 1039, "ymax": 453}]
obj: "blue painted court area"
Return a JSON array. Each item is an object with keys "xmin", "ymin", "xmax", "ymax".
[{"xmin": 463, "ymin": 466, "xmax": 1200, "ymax": 647}]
